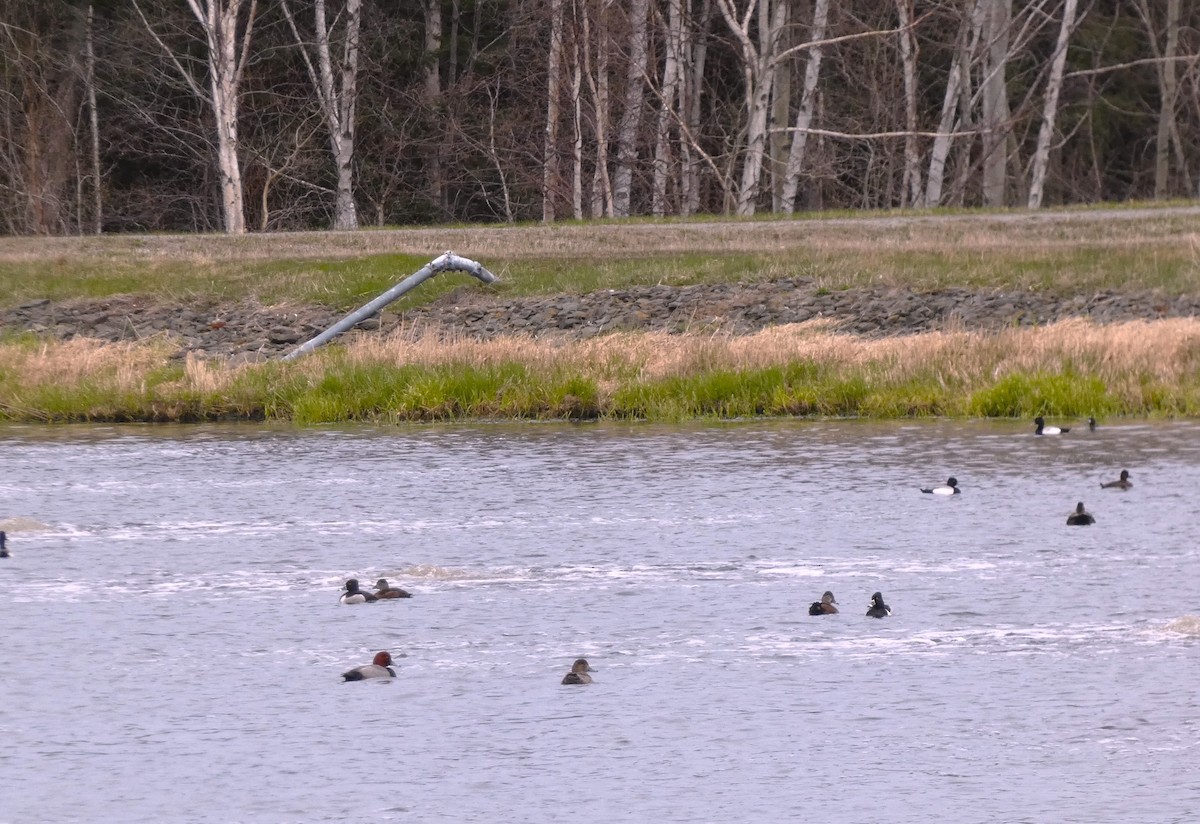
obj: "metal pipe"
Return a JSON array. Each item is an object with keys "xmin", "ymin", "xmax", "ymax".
[{"xmin": 282, "ymin": 251, "xmax": 498, "ymax": 360}]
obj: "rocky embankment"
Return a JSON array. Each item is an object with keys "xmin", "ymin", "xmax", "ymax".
[{"xmin": 3, "ymin": 279, "xmax": 1196, "ymax": 361}]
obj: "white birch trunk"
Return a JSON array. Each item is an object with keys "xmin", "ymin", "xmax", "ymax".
[
  {"xmin": 779, "ymin": 0, "xmax": 829, "ymax": 214},
  {"xmin": 86, "ymin": 3, "xmax": 102, "ymax": 234},
  {"xmin": 717, "ymin": 0, "xmax": 788, "ymax": 217},
  {"xmin": 424, "ymin": 0, "xmax": 443, "ymax": 213},
  {"xmin": 613, "ymin": 0, "xmax": 650, "ymax": 217},
  {"xmin": 571, "ymin": 29, "xmax": 584, "ymax": 220},
  {"xmin": 181, "ymin": 0, "xmax": 257, "ymax": 234},
  {"xmin": 980, "ymin": 0, "xmax": 1012, "ymax": 207},
  {"xmin": 925, "ymin": 0, "xmax": 983, "ymax": 207},
  {"xmin": 652, "ymin": 0, "xmax": 683, "ymax": 216},
  {"xmin": 682, "ymin": 0, "xmax": 713, "ymax": 217},
  {"xmin": 282, "ymin": 0, "xmax": 362, "ymax": 230},
  {"xmin": 895, "ymin": 0, "xmax": 923, "ymax": 207},
  {"xmin": 1027, "ymin": 0, "xmax": 1081, "ymax": 209},
  {"xmin": 585, "ymin": 4, "xmax": 614, "ymax": 218},
  {"xmin": 543, "ymin": 0, "xmax": 565, "ymax": 223}
]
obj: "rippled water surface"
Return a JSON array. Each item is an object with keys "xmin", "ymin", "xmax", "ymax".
[{"xmin": 2, "ymin": 420, "xmax": 1199, "ymax": 823}]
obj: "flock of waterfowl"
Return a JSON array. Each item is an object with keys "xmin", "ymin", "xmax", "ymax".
[
  {"xmin": 336, "ymin": 573, "xmax": 592, "ymax": 684},
  {"xmin": 0, "ymin": 413, "xmax": 1131, "ymax": 686},
  {"xmin": 809, "ymin": 415, "xmax": 1132, "ymax": 625}
]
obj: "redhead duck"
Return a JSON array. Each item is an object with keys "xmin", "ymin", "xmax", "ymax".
[
  {"xmin": 866, "ymin": 592, "xmax": 892, "ymax": 618},
  {"xmin": 0, "ymin": 531, "xmax": 7, "ymax": 558},
  {"xmin": 1100, "ymin": 470, "xmax": 1132, "ymax": 490},
  {"xmin": 920, "ymin": 477, "xmax": 960, "ymax": 495},
  {"xmin": 808, "ymin": 591, "xmax": 839, "ymax": 615},
  {"xmin": 342, "ymin": 651, "xmax": 396, "ymax": 681},
  {"xmin": 1066, "ymin": 502, "xmax": 1095, "ymax": 525},
  {"xmin": 339, "ymin": 578, "xmax": 378, "ymax": 604},
  {"xmin": 561, "ymin": 658, "xmax": 594, "ymax": 685},
  {"xmin": 374, "ymin": 578, "xmax": 412, "ymax": 599},
  {"xmin": 1034, "ymin": 416, "xmax": 1070, "ymax": 435}
]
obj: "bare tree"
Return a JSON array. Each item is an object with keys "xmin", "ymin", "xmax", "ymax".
[
  {"xmin": 779, "ymin": 0, "xmax": 830, "ymax": 214},
  {"xmin": 1028, "ymin": 0, "xmax": 1083, "ymax": 208},
  {"xmin": 980, "ymin": 0, "xmax": 1012, "ymax": 207},
  {"xmin": 1132, "ymin": 0, "xmax": 1186, "ymax": 198},
  {"xmin": 717, "ymin": 0, "xmax": 789, "ymax": 216},
  {"xmin": 133, "ymin": 0, "xmax": 258, "ymax": 234},
  {"xmin": 543, "ymin": 0, "xmax": 565, "ymax": 222},
  {"xmin": 280, "ymin": 0, "xmax": 362, "ymax": 230},
  {"xmin": 926, "ymin": 0, "xmax": 984, "ymax": 207},
  {"xmin": 894, "ymin": 0, "xmax": 922, "ymax": 206},
  {"xmin": 613, "ymin": 0, "xmax": 649, "ymax": 216}
]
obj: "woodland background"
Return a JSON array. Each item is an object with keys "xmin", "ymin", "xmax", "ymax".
[{"xmin": 2, "ymin": 0, "xmax": 1197, "ymax": 236}]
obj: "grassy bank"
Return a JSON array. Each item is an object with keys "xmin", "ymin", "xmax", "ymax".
[
  {"xmin": 2, "ymin": 204, "xmax": 1199, "ymax": 310},
  {"xmin": 3, "ymin": 319, "xmax": 1199, "ymax": 423},
  {"xmin": 3, "ymin": 205, "xmax": 1198, "ymax": 424}
]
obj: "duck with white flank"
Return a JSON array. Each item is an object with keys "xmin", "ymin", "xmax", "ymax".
[
  {"xmin": 1034, "ymin": 416, "xmax": 1070, "ymax": 435},
  {"xmin": 920, "ymin": 477, "xmax": 960, "ymax": 495},
  {"xmin": 1100, "ymin": 470, "xmax": 1132, "ymax": 490},
  {"xmin": 561, "ymin": 658, "xmax": 595, "ymax": 685},
  {"xmin": 339, "ymin": 578, "xmax": 378, "ymax": 604},
  {"xmin": 866, "ymin": 592, "xmax": 892, "ymax": 618},
  {"xmin": 1066, "ymin": 502, "xmax": 1096, "ymax": 526},
  {"xmin": 342, "ymin": 651, "xmax": 396, "ymax": 681}
]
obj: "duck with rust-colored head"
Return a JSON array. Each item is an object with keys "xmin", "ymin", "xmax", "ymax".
[
  {"xmin": 561, "ymin": 658, "xmax": 595, "ymax": 685},
  {"xmin": 374, "ymin": 578, "xmax": 412, "ymax": 599},
  {"xmin": 342, "ymin": 651, "xmax": 396, "ymax": 681},
  {"xmin": 808, "ymin": 591, "xmax": 839, "ymax": 615},
  {"xmin": 1066, "ymin": 502, "xmax": 1095, "ymax": 526},
  {"xmin": 1100, "ymin": 470, "xmax": 1132, "ymax": 490},
  {"xmin": 339, "ymin": 578, "xmax": 378, "ymax": 604}
]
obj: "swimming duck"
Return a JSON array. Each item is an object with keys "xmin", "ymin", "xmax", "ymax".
[
  {"xmin": 808, "ymin": 591, "xmax": 839, "ymax": 615},
  {"xmin": 1034, "ymin": 416, "xmax": 1070, "ymax": 435},
  {"xmin": 374, "ymin": 578, "xmax": 412, "ymax": 599},
  {"xmin": 561, "ymin": 658, "xmax": 594, "ymax": 685},
  {"xmin": 920, "ymin": 477, "xmax": 960, "ymax": 495},
  {"xmin": 866, "ymin": 592, "xmax": 892, "ymax": 618},
  {"xmin": 0, "ymin": 530, "xmax": 7, "ymax": 558},
  {"xmin": 339, "ymin": 578, "xmax": 378, "ymax": 604},
  {"xmin": 1066, "ymin": 502, "xmax": 1095, "ymax": 526},
  {"xmin": 341, "ymin": 651, "xmax": 396, "ymax": 681},
  {"xmin": 1100, "ymin": 470, "xmax": 1132, "ymax": 490}
]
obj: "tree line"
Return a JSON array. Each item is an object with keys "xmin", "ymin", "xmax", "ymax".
[{"xmin": 2, "ymin": 0, "xmax": 1197, "ymax": 235}]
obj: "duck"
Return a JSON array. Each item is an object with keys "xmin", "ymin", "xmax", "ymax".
[
  {"xmin": 1066, "ymin": 502, "xmax": 1095, "ymax": 526},
  {"xmin": 920, "ymin": 477, "xmax": 960, "ymax": 495},
  {"xmin": 374, "ymin": 578, "xmax": 412, "ymax": 599},
  {"xmin": 808, "ymin": 591, "xmax": 839, "ymax": 615},
  {"xmin": 561, "ymin": 658, "xmax": 595, "ymax": 685},
  {"xmin": 0, "ymin": 530, "xmax": 7, "ymax": 558},
  {"xmin": 1088, "ymin": 416, "xmax": 1097, "ymax": 432},
  {"xmin": 866, "ymin": 592, "xmax": 892, "ymax": 618},
  {"xmin": 1034, "ymin": 416, "xmax": 1070, "ymax": 435},
  {"xmin": 1100, "ymin": 469, "xmax": 1132, "ymax": 490},
  {"xmin": 342, "ymin": 651, "xmax": 396, "ymax": 681},
  {"xmin": 339, "ymin": 578, "xmax": 378, "ymax": 604}
]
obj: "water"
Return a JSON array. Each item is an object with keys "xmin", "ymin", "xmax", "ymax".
[{"xmin": 2, "ymin": 420, "xmax": 1198, "ymax": 823}]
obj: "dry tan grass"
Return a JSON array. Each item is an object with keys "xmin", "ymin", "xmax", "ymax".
[
  {"xmin": 3, "ymin": 318, "xmax": 1198, "ymax": 419},
  {"xmin": 327, "ymin": 316, "xmax": 1200, "ymax": 388},
  {"xmin": 0, "ymin": 338, "xmax": 165, "ymax": 390}
]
